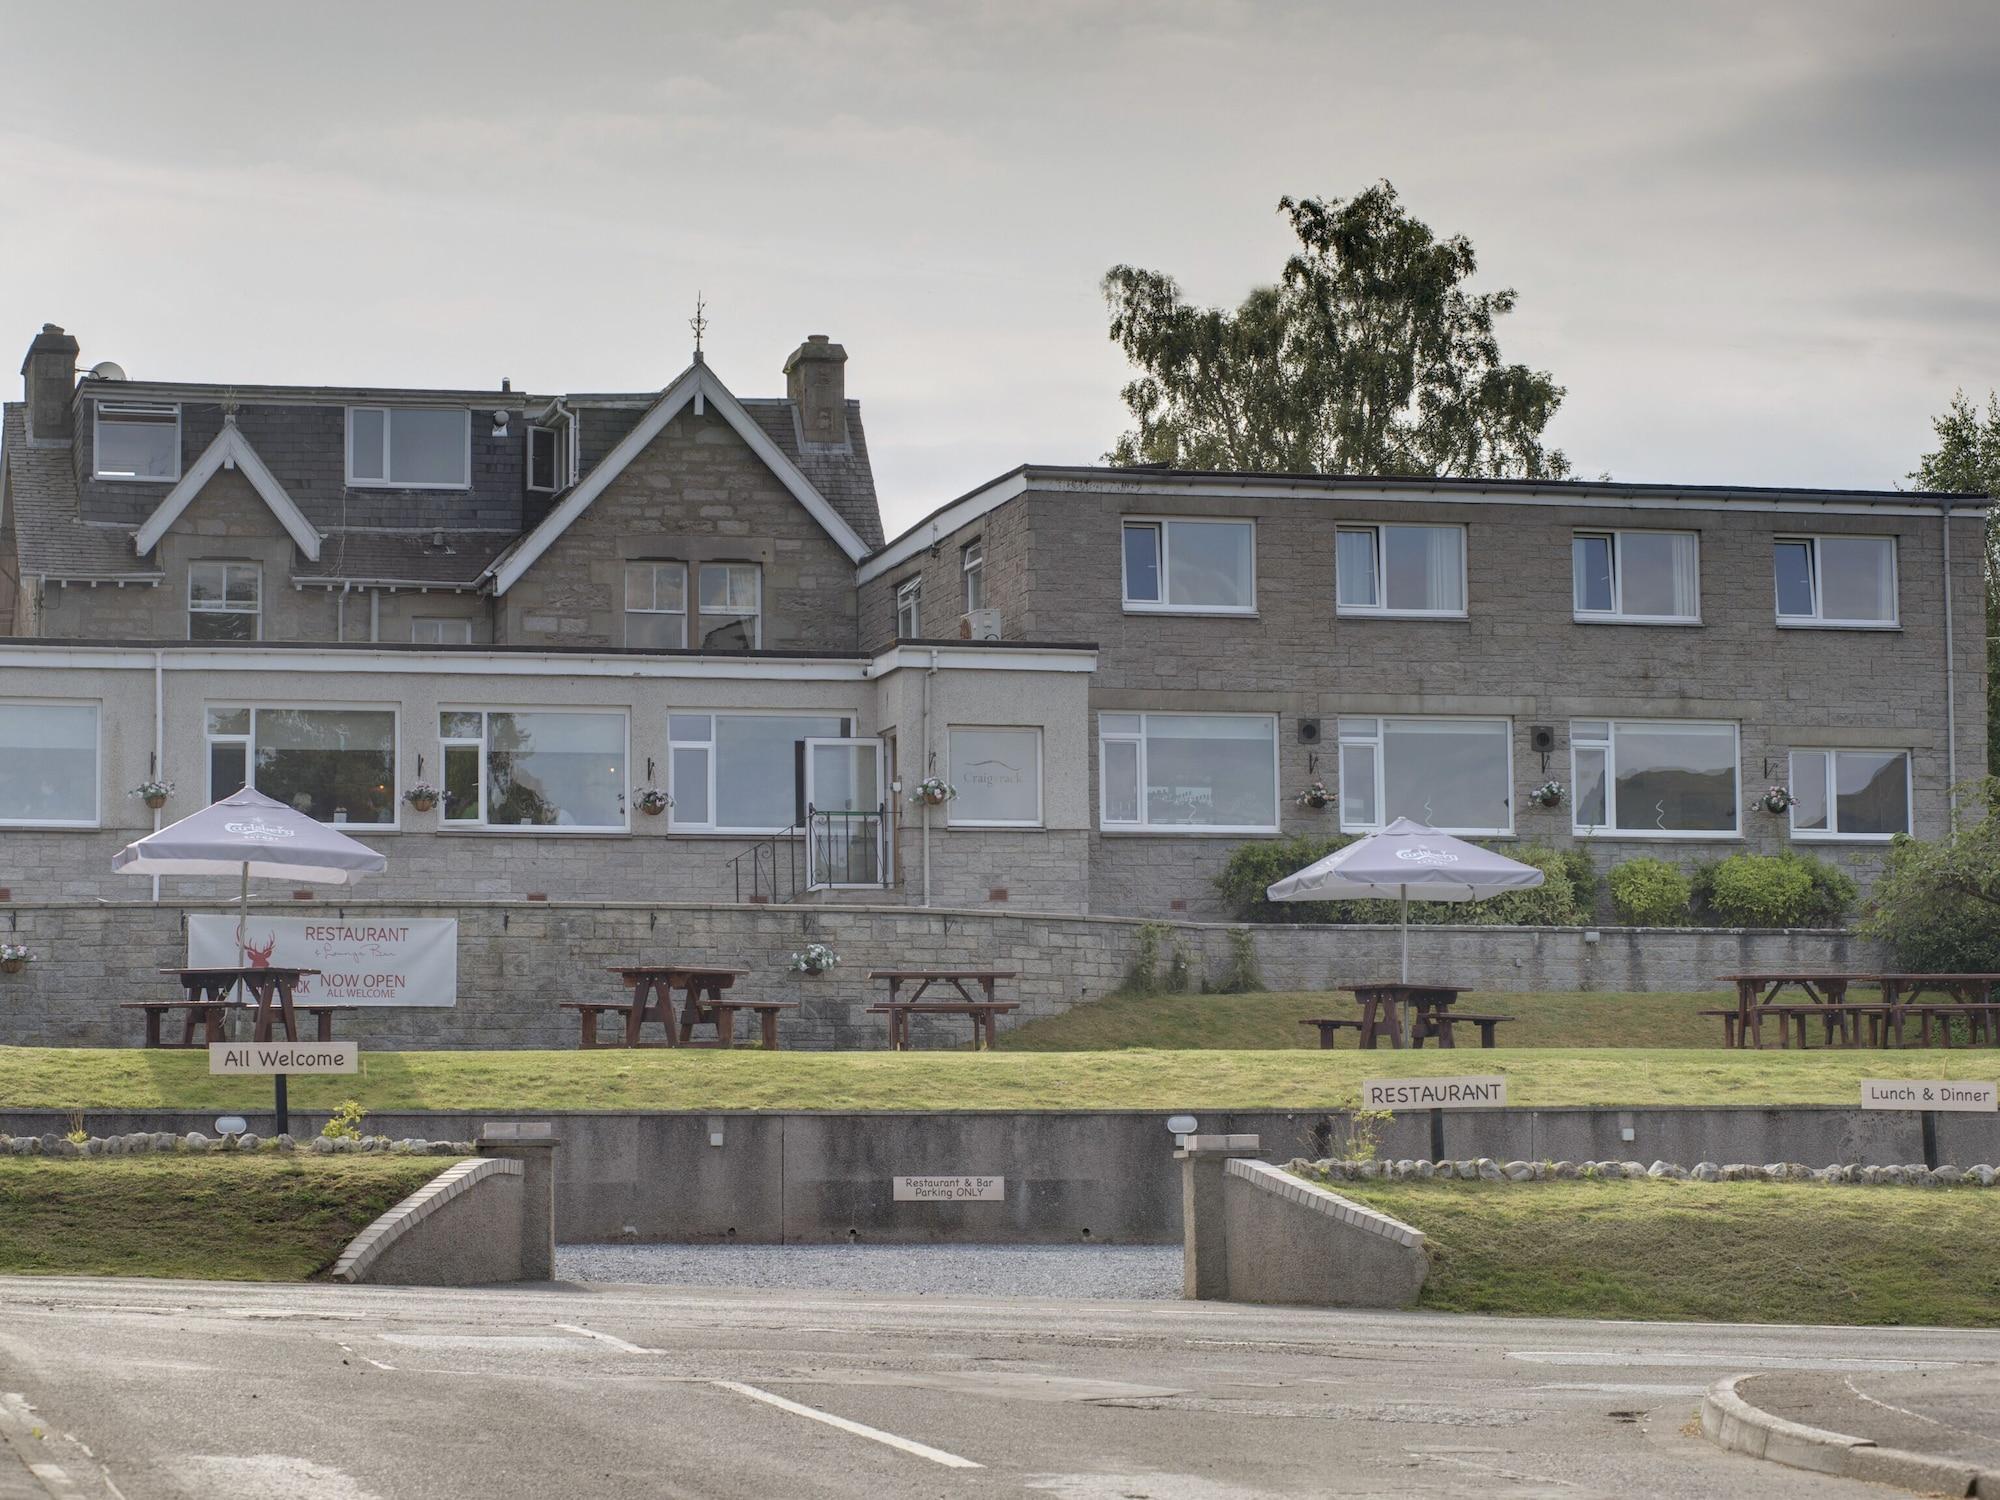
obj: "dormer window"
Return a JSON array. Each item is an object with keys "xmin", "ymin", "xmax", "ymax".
[
  {"xmin": 346, "ymin": 407, "xmax": 470, "ymax": 488},
  {"xmin": 93, "ymin": 403, "xmax": 180, "ymax": 482},
  {"xmin": 527, "ymin": 426, "xmax": 565, "ymax": 493}
]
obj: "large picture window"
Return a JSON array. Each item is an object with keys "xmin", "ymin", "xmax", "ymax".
[
  {"xmin": 1790, "ymin": 749, "xmax": 1910, "ymax": 840},
  {"xmin": 207, "ymin": 707, "xmax": 396, "ymax": 825},
  {"xmin": 1337, "ymin": 717, "xmax": 1512, "ymax": 834},
  {"xmin": 438, "ymin": 710, "xmax": 626, "ymax": 830},
  {"xmin": 346, "ymin": 407, "xmax": 470, "ymax": 488},
  {"xmin": 669, "ymin": 713, "xmax": 851, "ymax": 833},
  {"xmin": 1572, "ymin": 530, "xmax": 1700, "ymax": 622},
  {"xmin": 1121, "ymin": 519, "xmax": 1256, "ymax": 613},
  {"xmin": 188, "ymin": 562, "xmax": 261, "ymax": 641},
  {"xmin": 1774, "ymin": 536, "xmax": 1897, "ymax": 627},
  {"xmin": 1098, "ymin": 712, "xmax": 1278, "ymax": 832},
  {"xmin": 93, "ymin": 403, "xmax": 180, "ymax": 482},
  {"xmin": 1335, "ymin": 525, "xmax": 1466, "ymax": 616},
  {"xmin": 0, "ymin": 701, "xmax": 99, "ymax": 826},
  {"xmin": 947, "ymin": 727, "xmax": 1042, "ymax": 827},
  {"xmin": 1571, "ymin": 720, "xmax": 1738, "ymax": 837}
]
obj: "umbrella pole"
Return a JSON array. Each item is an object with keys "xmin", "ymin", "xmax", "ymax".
[{"xmin": 1399, "ymin": 887, "xmax": 1409, "ymax": 983}]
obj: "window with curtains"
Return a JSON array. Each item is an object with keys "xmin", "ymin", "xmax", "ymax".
[
  {"xmin": 1337, "ymin": 717, "xmax": 1512, "ymax": 834},
  {"xmin": 1097, "ymin": 712, "xmax": 1278, "ymax": 831},
  {"xmin": 1571, "ymin": 530, "xmax": 1701, "ymax": 623},
  {"xmin": 1121, "ymin": 519, "xmax": 1257, "ymax": 612},
  {"xmin": 1571, "ymin": 719, "xmax": 1739, "ymax": 837},
  {"xmin": 1789, "ymin": 749, "xmax": 1910, "ymax": 839},
  {"xmin": 1334, "ymin": 524, "xmax": 1466, "ymax": 616},
  {"xmin": 0, "ymin": 701, "xmax": 100, "ymax": 826},
  {"xmin": 1773, "ymin": 536, "xmax": 1898, "ymax": 627}
]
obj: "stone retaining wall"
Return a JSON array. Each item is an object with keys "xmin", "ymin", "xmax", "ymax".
[{"xmin": 0, "ymin": 897, "xmax": 1886, "ymax": 1049}]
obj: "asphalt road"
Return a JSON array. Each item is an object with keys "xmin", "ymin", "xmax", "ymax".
[{"xmin": 2, "ymin": 1274, "xmax": 1997, "ymax": 1500}]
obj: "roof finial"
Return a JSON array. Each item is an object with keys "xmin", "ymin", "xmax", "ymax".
[{"xmin": 690, "ymin": 292, "xmax": 708, "ymax": 363}]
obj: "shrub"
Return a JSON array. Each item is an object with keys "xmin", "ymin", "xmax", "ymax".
[
  {"xmin": 1860, "ymin": 779, "xmax": 2000, "ymax": 970},
  {"xmin": 1212, "ymin": 929, "xmax": 1263, "ymax": 994},
  {"xmin": 1695, "ymin": 851, "xmax": 1857, "ymax": 928},
  {"xmin": 320, "ymin": 1099, "xmax": 367, "ymax": 1141},
  {"xmin": 1212, "ymin": 832, "xmax": 1352, "ymax": 923},
  {"xmin": 1608, "ymin": 858, "xmax": 1691, "ymax": 925},
  {"xmin": 1214, "ymin": 834, "xmax": 1591, "ymax": 926}
]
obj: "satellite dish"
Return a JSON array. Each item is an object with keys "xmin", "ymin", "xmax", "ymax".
[{"xmin": 87, "ymin": 360, "xmax": 127, "ymax": 381}]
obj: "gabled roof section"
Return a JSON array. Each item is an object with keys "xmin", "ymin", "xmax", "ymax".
[
  {"xmin": 488, "ymin": 360, "xmax": 871, "ymax": 594},
  {"xmin": 134, "ymin": 416, "xmax": 322, "ymax": 561}
]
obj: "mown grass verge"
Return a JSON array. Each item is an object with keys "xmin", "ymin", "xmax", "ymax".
[
  {"xmin": 0, "ymin": 1154, "xmax": 450, "ymax": 1280},
  {"xmin": 1325, "ymin": 1176, "xmax": 2000, "ymax": 1326},
  {"xmin": 2, "ymin": 1046, "xmax": 1995, "ymax": 1113}
]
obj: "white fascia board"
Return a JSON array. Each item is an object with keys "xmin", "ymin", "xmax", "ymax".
[
  {"xmin": 857, "ymin": 472, "xmax": 1030, "ymax": 584},
  {"xmin": 0, "ymin": 643, "xmax": 874, "ymax": 680},
  {"xmin": 490, "ymin": 363, "xmax": 868, "ymax": 595},
  {"xmin": 133, "ymin": 420, "xmax": 323, "ymax": 561},
  {"xmin": 864, "ymin": 644, "xmax": 1097, "ymax": 677}
]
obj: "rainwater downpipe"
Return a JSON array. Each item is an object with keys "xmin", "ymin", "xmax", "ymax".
[
  {"xmin": 921, "ymin": 648, "xmax": 938, "ymax": 907},
  {"xmin": 1941, "ymin": 497, "xmax": 1959, "ymax": 830},
  {"xmin": 151, "ymin": 649, "xmax": 164, "ymax": 903}
]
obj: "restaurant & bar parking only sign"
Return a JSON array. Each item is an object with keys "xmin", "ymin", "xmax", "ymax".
[
  {"xmin": 893, "ymin": 1176, "xmax": 1005, "ymax": 1202},
  {"xmin": 189, "ymin": 915, "xmax": 457, "ymax": 1007},
  {"xmin": 1362, "ymin": 1076, "xmax": 1509, "ymax": 1110},
  {"xmin": 1861, "ymin": 1079, "xmax": 1998, "ymax": 1113}
]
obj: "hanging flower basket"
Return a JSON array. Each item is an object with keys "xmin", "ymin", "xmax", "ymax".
[
  {"xmin": 127, "ymin": 779, "xmax": 175, "ymax": 811},
  {"xmin": 1532, "ymin": 780, "xmax": 1566, "ymax": 809},
  {"xmin": 1760, "ymin": 786, "xmax": 1795, "ymax": 815},
  {"xmin": 633, "ymin": 787, "xmax": 673, "ymax": 816},
  {"xmin": 0, "ymin": 944, "xmax": 32, "ymax": 975},
  {"xmin": 403, "ymin": 783, "xmax": 442, "ymax": 814},
  {"xmin": 790, "ymin": 942, "xmax": 840, "ymax": 976},
  {"xmin": 912, "ymin": 776, "xmax": 955, "ymax": 808},
  {"xmin": 1295, "ymin": 780, "xmax": 1332, "ymax": 811}
]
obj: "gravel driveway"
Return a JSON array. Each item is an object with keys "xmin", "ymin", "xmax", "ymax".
[{"xmin": 557, "ymin": 1243, "xmax": 1183, "ymax": 1299}]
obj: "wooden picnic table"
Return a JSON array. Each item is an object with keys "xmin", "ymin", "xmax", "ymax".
[
  {"xmin": 1712, "ymin": 972, "xmax": 2000, "ymax": 1049},
  {"xmin": 1346, "ymin": 983, "xmax": 1463, "ymax": 1050},
  {"xmin": 865, "ymin": 968, "xmax": 1019, "ymax": 1050},
  {"xmin": 135, "ymin": 966, "xmax": 322, "ymax": 1047},
  {"xmin": 573, "ymin": 965, "xmax": 774, "ymax": 1048}
]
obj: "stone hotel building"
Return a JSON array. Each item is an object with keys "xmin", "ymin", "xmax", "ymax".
[{"xmin": 0, "ymin": 323, "xmax": 1987, "ymax": 920}]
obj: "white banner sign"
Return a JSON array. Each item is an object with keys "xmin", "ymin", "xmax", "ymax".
[
  {"xmin": 210, "ymin": 1041, "xmax": 358, "ymax": 1075},
  {"xmin": 189, "ymin": 915, "xmax": 458, "ymax": 1008},
  {"xmin": 1362, "ymin": 1076, "xmax": 1509, "ymax": 1110},
  {"xmin": 1862, "ymin": 1079, "xmax": 1998, "ymax": 1113},
  {"xmin": 893, "ymin": 1175, "xmax": 1005, "ymax": 1202}
]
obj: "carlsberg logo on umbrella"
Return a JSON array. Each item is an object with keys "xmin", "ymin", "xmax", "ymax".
[
  {"xmin": 1394, "ymin": 845, "xmax": 1458, "ymax": 865},
  {"xmin": 223, "ymin": 818, "xmax": 297, "ymax": 843}
]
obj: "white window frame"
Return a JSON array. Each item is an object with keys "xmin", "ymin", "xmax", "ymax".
[
  {"xmin": 92, "ymin": 403, "xmax": 181, "ymax": 483},
  {"xmin": 0, "ymin": 699, "xmax": 102, "ymax": 828},
  {"xmin": 895, "ymin": 576, "xmax": 922, "ymax": 638},
  {"xmin": 411, "ymin": 617, "xmax": 473, "ymax": 645},
  {"xmin": 696, "ymin": 562, "xmax": 763, "ymax": 650},
  {"xmin": 526, "ymin": 425, "xmax": 563, "ymax": 493},
  {"xmin": 1335, "ymin": 716, "xmax": 1514, "ymax": 836},
  {"xmin": 436, "ymin": 707, "xmax": 629, "ymax": 834},
  {"xmin": 187, "ymin": 561, "xmax": 262, "ymax": 641},
  {"xmin": 1333, "ymin": 523, "xmax": 1469, "ymax": 619},
  {"xmin": 1571, "ymin": 528, "xmax": 1702, "ymax": 625},
  {"xmin": 946, "ymin": 725, "xmax": 1044, "ymax": 828},
  {"xmin": 1120, "ymin": 517, "xmax": 1258, "ymax": 615},
  {"xmin": 1788, "ymin": 748, "xmax": 1912, "ymax": 842},
  {"xmin": 625, "ymin": 561, "xmax": 689, "ymax": 649},
  {"xmin": 344, "ymin": 406, "xmax": 473, "ymax": 490},
  {"xmin": 1570, "ymin": 718, "xmax": 1740, "ymax": 840},
  {"xmin": 205, "ymin": 703, "xmax": 402, "ymax": 830},
  {"xmin": 961, "ymin": 539, "xmax": 986, "ymax": 613},
  {"xmin": 668, "ymin": 709, "xmax": 857, "ymax": 836},
  {"xmin": 1773, "ymin": 535, "xmax": 1900, "ymax": 629},
  {"xmin": 1097, "ymin": 711, "xmax": 1280, "ymax": 834}
]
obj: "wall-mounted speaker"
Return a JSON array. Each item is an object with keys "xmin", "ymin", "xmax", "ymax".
[
  {"xmin": 1529, "ymin": 725, "xmax": 1556, "ymax": 754},
  {"xmin": 1297, "ymin": 718, "xmax": 1322, "ymax": 746}
]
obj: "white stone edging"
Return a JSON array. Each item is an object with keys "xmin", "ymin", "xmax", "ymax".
[
  {"xmin": 1700, "ymin": 1373, "xmax": 1999, "ymax": 1493},
  {"xmin": 1296, "ymin": 1157, "xmax": 2000, "ymax": 1188},
  {"xmin": 330, "ymin": 1156, "xmax": 519, "ymax": 1285},
  {"xmin": 1229, "ymin": 1158, "xmax": 1426, "ymax": 1250}
]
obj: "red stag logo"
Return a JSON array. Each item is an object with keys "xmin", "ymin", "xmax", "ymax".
[{"xmin": 244, "ymin": 933, "xmax": 278, "ymax": 969}]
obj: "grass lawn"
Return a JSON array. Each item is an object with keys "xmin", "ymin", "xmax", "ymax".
[
  {"xmin": 1000, "ymin": 988, "xmax": 1766, "ymax": 1051},
  {"xmin": 0, "ymin": 1155, "xmax": 449, "ymax": 1280},
  {"xmin": 2, "ymin": 1045, "xmax": 1995, "ymax": 1113},
  {"xmin": 1324, "ymin": 1176, "xmax": 2000, "ymax": 1326}
]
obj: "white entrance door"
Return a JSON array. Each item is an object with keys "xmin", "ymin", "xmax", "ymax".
[{"xmin": 804, "ymin": 738, "xmax": 885, "ymax": 888}]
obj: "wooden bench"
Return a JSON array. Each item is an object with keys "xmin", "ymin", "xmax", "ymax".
[
  {"xmin": 121, "ymin": 1000, "xmax": 354, "ymax": 1049},
  {"xmin": 560, "ymin": 998, "xmax": 796, "ymax": 1049},
  {"xmin": 1906, "ymin": 1004, "xmax": 2000, "ymax": 1049},
  {"xmin": 1299, "ymin": 1017, "xmax": 1365, "ymax": 1049},
  {"xmin": 1411, "ymin": 1011, "xmax": 1514, "ymax": 1049},
  {"xmin": 865, "ymin": 1000, "xmax": 1019, "ymax": 1051},
  {"xmin": 1698, "ymin": 1008, "xmax": 1741, "ymax": 1048}
]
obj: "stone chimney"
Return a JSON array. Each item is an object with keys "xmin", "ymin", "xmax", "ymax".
[
  {"xmin": 20, "ymin": 324, "xmax": 79, "ymax": 443},
  {"xmin": 783, "ymin": 334, "xmax": 848, "ymax": 446}
]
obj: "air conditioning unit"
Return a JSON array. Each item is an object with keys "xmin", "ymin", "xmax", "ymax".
[{"xmin": 960, "ymin": 609, "xmax": 1002, "ymax": 640}]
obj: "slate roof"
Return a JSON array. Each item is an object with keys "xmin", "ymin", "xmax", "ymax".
[
  {"xmin": 1, "ymin": 403, "xmax": 156, "ymax": 580},
  {"xmin": 291, "ymin": 530, "xmax": 513, "ymax": 588},
  {"xmin": 741, "ymin": 399, "xmax": 884, "ymax": 549}
]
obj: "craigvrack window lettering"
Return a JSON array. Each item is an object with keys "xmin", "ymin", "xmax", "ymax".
[
  {"xmin": 207, "ymin": 707, "xmax": 397, "ymax": 825},
  {"xmin": 1098, "ymin": 712, "xmax": 1277, "ymax": 832},
  {"xmin": 0, "ymin": 701, "xmax": 99, "ymax": 827},
  {"xmin": 439, "ymin": 710, "xmax": 626, "ymax": 830},
  {"xmin": 947, "ymin": 727, "xmax": 1043, "ymax": 827},
  {"xmin": 1571, "ymin": 719, "xmax": 1739, "ymax": 837}
]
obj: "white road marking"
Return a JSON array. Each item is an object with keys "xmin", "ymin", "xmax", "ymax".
[
  {"xmin": 553, "ymin": 1322, "xmax": 655, "ymax": 1355},
  {"xmin": 1507, "ymin": 1350, "xmax": 1962, "ymax": 1371},
  {"xmin": 1534, "ymin": 1382, "xmax": 1709, "ymax": 1396},
  {"xmin": 1842, "ymin": 1375, "xmax": 2000, "ymax": 1453},
  {"xmin": 712, "ymin": 1379, "xmax": 983, "ymax": 1469}
]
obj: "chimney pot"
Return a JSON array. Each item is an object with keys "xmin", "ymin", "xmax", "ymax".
[
  {"xmin": 783, "ymin": 335, "xmax": 848, "ymax": 447},
  {"xmin": 20, "ymin": 323, "xmax": 80, "ymax": 443}
]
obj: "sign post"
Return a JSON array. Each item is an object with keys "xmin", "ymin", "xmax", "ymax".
[
  {"xmin": 210, "ymin": 1041, "xmax": 359, "ymax": 1136},
  {"xmin": 1860, "ymin": 1079, "xmax": 1998, "ymax": 1170},
  {"xmin": 1362, "ymin": 1076, "xmax": 1510, "ymax": 1162}
]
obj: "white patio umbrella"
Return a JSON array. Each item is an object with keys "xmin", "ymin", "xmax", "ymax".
[
  {"xmin": 1265, "ymin": 816, "xmax": 1546, "ymax": 983},
  {"xmin": 112, "ymin": 788, "xmax": 387, "ymax": 961}
]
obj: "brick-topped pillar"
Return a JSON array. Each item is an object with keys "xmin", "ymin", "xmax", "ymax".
[
  {"xmin": 1177, "ymin": 1133, "xmax": 1262, "ymax": 1300},
  {"xmin": 477, "ymin": 1121, "xmax": 560, "ymax": 1280}
]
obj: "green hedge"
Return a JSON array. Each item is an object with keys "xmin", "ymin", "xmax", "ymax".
[
  {"xmin": 1693, "ymin": 851, "xmax": 1857, "ymax": 928},
  {"xmin": 1607, "ymin": 857, "xmax": 1692, "ymax": 925},
  {"xmin": 1213, "ymin": 835, "xmax": 1594, "ymax": 927}
]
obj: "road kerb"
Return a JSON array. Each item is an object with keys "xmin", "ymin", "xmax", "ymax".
[{"xmin": 1701, "ymin": 1372, "xmax": 1996, "ymax": 1496}]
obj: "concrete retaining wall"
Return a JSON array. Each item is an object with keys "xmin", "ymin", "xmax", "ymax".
[
  {"xmin": 1212, "ymin": 1157, "xmax": 1429, "ymax": 1307},
  {"xmin": 0, "ymin": 897, "xmax": 1883, "ymax": 1048},
  {"xmin": 330, "ymin": 1157, "xmax": 523, "ymax": 1285},
  {"xmin": 9, "ymin": 1106, "xmax": 1996, "ymax": 1245}
]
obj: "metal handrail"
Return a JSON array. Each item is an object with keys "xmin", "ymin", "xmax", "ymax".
[{"xmin": 727, "ymin": 823, "xmax": 802, "ymax": 904}]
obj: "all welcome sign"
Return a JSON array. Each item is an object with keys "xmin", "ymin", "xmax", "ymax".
[{"xmin": 189, "ymin": 915, "xmax": 458, "ymax": 1008}]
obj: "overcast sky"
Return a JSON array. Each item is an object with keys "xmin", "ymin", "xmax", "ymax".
[{"xmin": 3, "ymin": 2, "xmax": 1995, "ymax": 532}]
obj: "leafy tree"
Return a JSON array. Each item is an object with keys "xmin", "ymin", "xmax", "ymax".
[
  {"xmin": 1860, "ymin": 779, "xmax": 2000, "ymax": 971},
  {"xmin": 1908, "ymin": 390, "xmax": 2000, "ymax": 775},
  {"xmin": 1103, "ymin": 181, "xmax": 1569, "ymax": 480}
]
